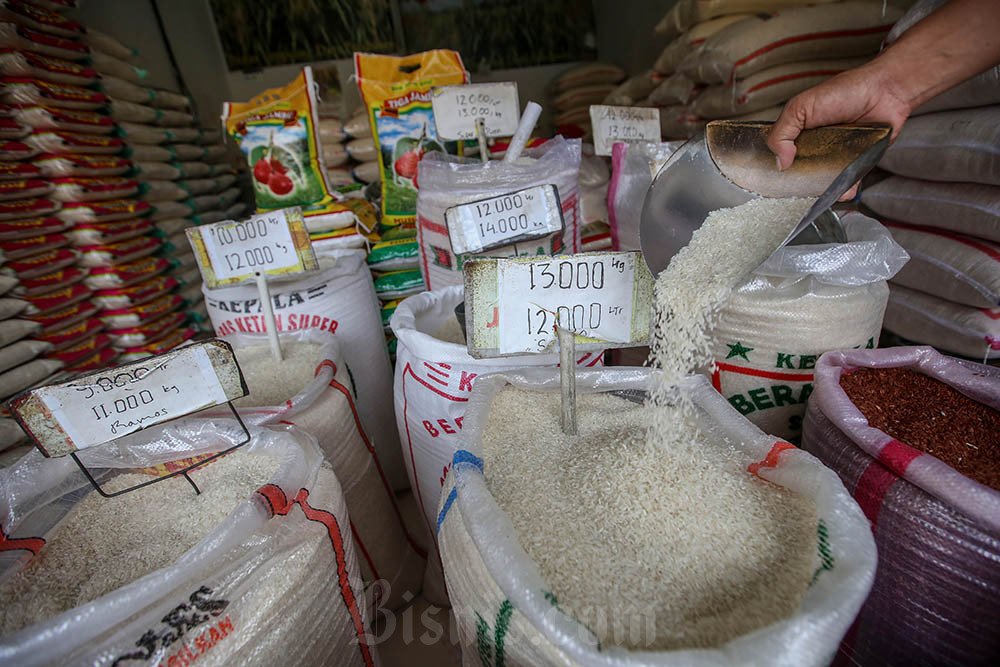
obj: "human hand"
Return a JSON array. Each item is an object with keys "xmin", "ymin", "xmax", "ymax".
[{"xmin": 766, "ymin": 63, "xmax": 912, "ymax": 200}]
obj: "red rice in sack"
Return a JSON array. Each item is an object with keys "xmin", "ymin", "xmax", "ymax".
[
  {"xmin": 861, "ymin": 176, "xmax": 1000, "ymax": 242},
  {"xmin": 878, "ymin": 107, "xmax": 1000, "ymax": 186},
  {"xmin": 0, "ymin": 178, "xmax": 52, "ymax": 200},
  {"xmin": 1, "ymin": 246, "xmax": 77, "ymax": 279},
  {"xmin": 883, "ymin": 284, "xmax": 1000, "ymax": 361},
  {"xmin": 24, "ymin": 131, "xmax": 124, "ymax": 155},
  {"xmin": 680, "ymin": 2, "xmax": 900, "ymax": 84},
  {"xmin": 692, "ymin": 58, "xmax": 867, "ymax": 119},
  {"xmin": 77, "ymin": 236, "xmax": 161, "ymax": 268},
  {"xmin": 654, "ymin": 0, "xmax": 840, "ymax": 37},
  {"xmin": 438, "ymin": 367, "xmax": 876, "ymax": 666},
  {"xmin": 218, "ymin": 330, "xmax": 426, "ymax": 612},
  {"xmin": 0, "ymin": 49, "xmax": 98, "ymax": 86},
  {"xmin": 32, "ymin": 154, "xmax": 133, "ymax": 178},
  {"xmin": 10, "ymin": 106, "xmax": 115, "ymax": 135},
  {"xmin": 0, "ymin": 196, "xmax": 58, "ymax": 220},
  {"xmin": 11, "ymin": 265, "xmax": 85, "ymax": 298},
  {"xmin": 883, "ymin": 221, "xmax": 1000, "ymax": 308},
  {"xmin": 104, "ymin": 310, "xmax": 185, "ymax": 347},
  {"xmin": 66, "ymin": 218, "xmax": 153, "ymax": 246},
  {"xmin": 802, "ymin": 346, "xmax": 1000, "ymax": 666},
  {"xmin": 21, "ymin": 281, "xmax": 90, "ymax": 316},
  {"xmin": 0, "ymin": 232, "xmax": 68, "ymax": 259}
]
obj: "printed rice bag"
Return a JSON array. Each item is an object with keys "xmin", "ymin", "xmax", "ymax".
[
  {"xmin": 0, "ymin": 232, "xmax": 68, "ymax": 259},
  {"xmin": 25, "ymin": 297, "xmax": 97, "ymax": 334},
  {"xmin": 25, "ymin": 131, "xmax": 124, "ymax": 155},
  {"xmin": 116, "ymin": 327, "xmax": 195, "ymax": 362},
  {"xmin": 0, "ymin": 77, "xmax": 106, "ymax": 110},
  {"xmin": 65, "ymin": 218, "xmax": 154, "ymax": 246},
  {"xmin": 29, "ymin": 314, "xmax": 103, "ymax": 350},
  {"xmin": 56, "ymin": 198, "xmax": 151, "ymax": 223},
  {"xmin": 21, "ymin": 281, "xmax": 91, "ymax": 316},
  {"xmin": 92, "ymin": 275, "xmax": 177, "ymax": 311},
  {"xmin": 10, "ymin": 265, "xmax": 86, "ymax": 297},
  {"xmin": 44, "ymin": 332, "xmax": 111, "ymax": 366},
  {"xmin": 0, "ymin": 48, "xmax": 98, "ymax": 86},
  {"xmin": 0, "ymin": 117, "xmax": 27, "ymax": 139},
  {"xmin": 10, "ymin": 105, "xmax": 115, "ymax": 134},
  {"xmin": 373, "ymin": 268, "xmax": 424, "ymax": 300},
  {"xmin": 99, "ymin": 292, "xmax": 183, "ymax": 329},
  {"xmin": 0, "ymin": 0, "xmax": 84, "ymax": 38},
  {"xmin": 0, "ymin": 22, "xmax": 87, "ymax": 60},
  {"xmin": 0, "ymin": 246, "xmax": 78, "ymax": 279},
  {"xmin": 0, "ymin": 196, "xmax": 59, "ymax": 220},
  {"xmin": 0, "ymin": 159, "xmax": 41, "ymax": 180},
  {"xmin": 50, "ymin": 176, "xmax": 140, "ymax": 202},
  {"xmin": 104, "ymin": 309, "xmax": 185, "ymax": 347},
  {"xmin": 0, "ymin": 177, "xmax": 52, "ymax": 200},
  {"xmin": 32, "ymin": 154, "xmax": 133, "ymax": 177},
  {"xmin": 0, "ymin": 139, "xmax": 37, "ymax": 160},
  {"xmin": 65, "ymin": 344, "xmax": 116, "ymax": 371},
  {"xmin": 77, "ymin": 235, "xmax": 161, "ymax": 267},
  {"xmin": 367, "ymin": 238, "xmax": 419, "ymax": 272},
  {"xmin": 0, "ymin": 215, "xmax": 68, "ymax": 241},
  {"xmin": 354, "ymin": 50, "xmax": 469, "ymax": 226}
]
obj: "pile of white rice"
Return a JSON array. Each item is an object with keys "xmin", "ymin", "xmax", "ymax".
[{"xmin": 232, "ymin": 343, "xmax": 320, "ymax": 407}]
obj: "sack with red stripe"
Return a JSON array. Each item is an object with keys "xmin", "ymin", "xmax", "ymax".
[
  {"xmin": 861, "ymin": 175, "xmax": 1000, "ymax": 243},
  {"xmin": 391, "ymin": 286, "xmax": 603, "ymax": 605},
  {"xmin": 654, "ymin": 0, "xmax": 840, "ymax": 38},
  {"xmin": 0, "ymin": 424, "xmax": 378, "ymax": 666},
  {"xmin": 878, "ymin": 107, "xmax": 1000, "ymax": 187},
  {"xmin": 653, "ymin": 13, "xmax": 754, "ymax": 74},
  {"xmin": 438, "ymin": 368, "xmax": 875, "ymax": 667},
  {"xmin": 802, "ymin": 346, "xmax": 1000, "ymax": 666},
  {"xmin": 691, "ymin": 57, "xmax": 867, "ymax": 119},
  {"xmin": 883, "ymin": 283, "xmax": 1000, "ymax": 361},
  {"xmin": 707, "ymin": 213, "xmax": 908, "ymax": 441},
  {"xmin": 679, "ymin": 2, "xmax": 900, "ymax": 84},
  {"xmin": 414, "ymin": 136, "xmax": 582, "ymax": 291},
  {"xmin": 214, "ymin": 328, "xmax": 425, "ymax": 613},
  {"xmin": 883, "ymin": 221, "xmax": 1000, "ymax": 308}
]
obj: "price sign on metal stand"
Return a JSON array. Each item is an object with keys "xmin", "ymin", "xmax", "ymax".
[
  {"xmin": 186, "ymin": 207, "xmax": 317, "ymax": 290},
  {"xmin": 432, "ymin": 82, "xmax": 521, "ymax": 141},
  {"xmin": 445, "ymin": 184, "xmax": 563, "ymax": 255},
  {"xmin": 589, "ymin": 105, "xmax": 661, "ymax": 157},
  {"xmin": 463, "ymin": 251, "xmax": 654, "ymax": 358},
  {"xmin": 9, "ymin": 340, "xmax": 251, "ymax": 497}
]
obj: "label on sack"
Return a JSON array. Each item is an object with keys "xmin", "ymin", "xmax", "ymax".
[
  {"xmin": 464, "ymin": 251, "xmax": 654, "ymax": 357},
  {"xmin": 432, "ymin": 82, "xmax": 520, "ymax": 141},
  {"xmin": 186, "ymin": 207, "xmax": 318, "ymax": 289},
  {"xmin": 445, "ymin": 184, "xmax": 563, "ymax": 255},
  {"xmin": 10, "ymin": 340, "xmax": 248, "ymax": 457},
  {"xmin": 589, "ymin": 105, "xmax": 661, "ymax": 157}
]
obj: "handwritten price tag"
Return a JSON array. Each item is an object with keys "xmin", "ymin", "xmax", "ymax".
[
  {"xmin": 186, "ymin": 207, "xmax": 317, "ymax": 289},
  {"xmin": 445, "ymin": 184, "xmax": 563, "ymax": 255},
  {"xmin": 589, "ymin": 105, "xmax": 661, "ymax": 157},
  {"xmin": 10, "ymin": 341, "xmax": 248, "ymax": 457},
  {"xmin": 432, "ymin": 82, "xmax": 520, "ymax": 141},
  {"xmin": 463, "ymin": 251, "xmax": 654, "ymax": 358}
]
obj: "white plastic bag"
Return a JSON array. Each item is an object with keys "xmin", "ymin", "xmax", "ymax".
[
  {"xmin": 216, "ymin": 329, "xmax": 426, "ymax": 611},
  {"xmin": 0, "ymin": 422, "xmax": 377, "ymax": 667},
  {"xmin": 391, "ymin": 286, "xmax": 604, "ymax": 604},
  {"xmin": 438, "ymin": 367, "xmax": 876, "ymax": 666}
]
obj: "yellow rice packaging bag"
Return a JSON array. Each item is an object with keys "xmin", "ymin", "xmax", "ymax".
[
  {"xmin": 354, "ymin": 50, "xmax": 468, "ymax": 226},
  {"xmin": 223, "ymin": 66, "xmax": 358, "ymax": 231}
]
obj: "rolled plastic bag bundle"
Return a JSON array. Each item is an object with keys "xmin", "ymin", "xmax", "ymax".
[{"xmin": 802, "ymin": 346, "xmax": 1000, "ymax": 666}]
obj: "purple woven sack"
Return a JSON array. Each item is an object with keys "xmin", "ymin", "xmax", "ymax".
[{"xmin": 802, "ymin": 345, "xmax": 1000, "ymax": 666}]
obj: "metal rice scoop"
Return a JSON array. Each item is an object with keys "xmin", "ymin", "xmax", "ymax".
[{"xmin": 638, "ymin": 120, "xmax": 891, "ymax": 275}]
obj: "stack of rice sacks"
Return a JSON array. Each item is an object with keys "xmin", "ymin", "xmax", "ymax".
[
  {"xmin": 649, "ymin": 0, "xmax": 905, "ymax": 138},
  {"xmin": 858, "ymin": 0, "xmax": 1000, "ymax": 364},
  {"xmin": 549, "ymin": 62, "xmax": 625, "ymax": 140},
  {"xmin": 0, "ymin": 0, "xmax": 243, "ymax": 371},
  {"xmin": 316, "ymin": 108, "xmax": 381, "ymax": 192}
]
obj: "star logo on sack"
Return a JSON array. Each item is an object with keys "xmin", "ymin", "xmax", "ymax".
[{"xmin": 726, "ymin": 341, "xmax": 754, "ymax": 361}]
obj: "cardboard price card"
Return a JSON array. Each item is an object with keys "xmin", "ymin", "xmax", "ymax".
[
  {"xmin": 186, "ymin": 206, "xmax": 317, "ymax": 289},
  {"xmin": 10, "ymin": 340, "xmax": 248, "ymax": 457},
  {"xmin": 589, "ymin": 105, "xmax": 661, "ymax": 157},
  {"xmin": 445, "ymin": 184, "xmax": 563, "ymax": 255},
  {"xmin": 432, "ymin": 82, "xmax": 520, "ymax": 141},
  {"xmin": 464, "ymin": 251, "xmax": 654, "ymax": 358}
]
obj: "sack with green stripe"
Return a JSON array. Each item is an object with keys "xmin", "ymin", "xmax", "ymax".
[{"xmin": 437, "ymin": 367, "xmax": 875, "ymax": 666}]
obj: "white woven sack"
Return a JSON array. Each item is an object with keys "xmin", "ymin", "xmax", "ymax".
[
  {"xmin": 861, "ymin": 175, "xmax": 1000, "ymax": 242},
  {"xmin": 0, "ymin": 424, "xmax": 377, "ymax": 667},
  {"xmin": 708, "ymin": 213, "xmax": 907, "ymax": 441},
  {"xmin": 437, "ymin": 367, "xmax": 876, "ymax": 667},
  {"xmin": 648, "ymin": 72, "xmax": 698, "ymax": 107},
  {"xmin": 680, "ymin": 2, "xmax": 900, "ymax": 84},
  {"xmin": 604, "ymin": 71, "xmax": 661, "ymax": 106},
  {"xmin": 654, "ymin": 15, "xmax": 754, "ymax": 75},
  {"xmin": 553, "ymin": 63, "xmax": 626, "ymax": 93},
  {"xmin": 884, "ymin": 284, "xmax": 1000, "ymax": 360},
  {"xmin": 201, "ymin": 247, "xmax": 406, "ymax": 490},
  {"xmin": 883, "ymin": 221, "xmax": 1000, "ymax": 308},
  {"xmin": 415, "ymin": 137, "xmax": 582, "ymax": 292},
  {"xmin": 216, "ymin": 329, "xmax": 426, "ymax": 612},
  {"xmin": 654, "ymin": 0, "xmax": 839, "ymax": 38},
  {"xmin": 878, "ymin": 107, "xmax": 1000, "ymax": 187},
  {"xmin": 391, "ymin": 286, "xmax": 604, "ymax": 604},
  {"xmin": 691, "ymin": 58, "xmax": 867, "ymax": 119}
]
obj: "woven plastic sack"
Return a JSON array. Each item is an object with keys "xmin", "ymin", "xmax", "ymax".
[
  {"xmin": 861, "ymin": 175, "xmax": 1000, "ymax": 242},
  {"xmin": 801, "ymin": 346, "xmax": 1000, "ymax": 666},
  {"xmin": 437, "ymin": 367, "xmax": 875, "ymax": 666},
  {"xmin": 691, "ymin": 58, "xmax": 867, "ymax": 119},
  {"xmin": 553, "ymin": 63, "xmax": 625, "ymax": 92},
  {"xmin": 0, "ymin": 422, "xmax": 377, "ymax": 667},
  {"xmin": 878, "ymin": 107, "xmax": 1000, "ymax": 186},
  {"xmin": 653, "ymin": 15, "xmax": 753, "ymax": 74},
  {"xmin": 654, "ymin": 0, "xmax": 839, "ymax": 38},
  {"xmin": 606, "ymin": 141, "xmax": 686, "ymax": 251},
  {"xmin": 202, "ymin": 247, "xmax": 405, "ymax": 489},
  {"xmin": 881, "ymin": 220, "xmax": 1000, "ymax": 308},
  {"xmin": 883, "ymin": 283, "xmax": 1000, "ymax": 361},
  {"xmin": 708, "ymin": 213, "xmax": 909, "ymax": 441},
  {"xmin": 679, "ymin": 2, "xmax": 899, "ymax": 84},
  {"xmin": 603, "ymin": 71, "xmax": 660, "ymax": 107},
  {"xmin": 414, "ymin": 136, "xmax": 582, "ymax": 291},
  {"xmin": 648, "ymin": 72, "xmax": 698, "ymax": 107},
  {"xmin": 214, "ymin": 329, "xmax": 426, "ymax": 612},
  {"xmin": 391, "ymin": 286, "xmax": 604, "ymax": 605}
]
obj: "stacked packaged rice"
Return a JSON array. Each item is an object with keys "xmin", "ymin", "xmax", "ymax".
[
  {"xmin": 0, "ymin": 0, "xmax": 243, "ymax": 372},
  {"xmin": 650, "ymin": 0, "xmax": 904, "ymax": 138},
  {"xmin": 549, "ymin": 62, "xmax": 625, "ymax": 140},
  {"xmin": 859, "ymin": 1, "xmax": 1000, "ymax": 364}
]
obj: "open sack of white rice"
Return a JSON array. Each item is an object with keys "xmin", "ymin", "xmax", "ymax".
[
  {"xmin": 0, "ymin": 420, "xmax": 377, "ymax": 667},
  {"xmin": 436, "ymin": 365, "xmax": 876, "ymax": 666}
]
